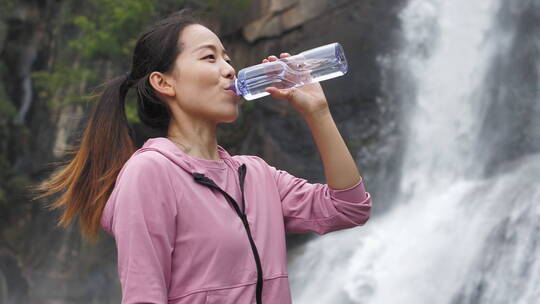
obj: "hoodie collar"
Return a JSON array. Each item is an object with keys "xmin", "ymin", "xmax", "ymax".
[{"xmin": 134, "ymin": 137, "xmax": 241, "ymax": 174}]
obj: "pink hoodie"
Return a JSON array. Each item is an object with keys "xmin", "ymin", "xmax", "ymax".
[{"xmin": 101, "ymin": 137, "xmax": 372, "ymax": 304}]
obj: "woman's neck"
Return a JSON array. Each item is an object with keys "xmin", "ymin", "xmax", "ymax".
[{"xmin": 166, "ymin": 118, "xmax": 220, "ymax": 161}]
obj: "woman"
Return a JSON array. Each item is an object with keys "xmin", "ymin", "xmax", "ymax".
[{"xmin": 34, "ymin": 9, "xmax": 372, "ymax": 304}]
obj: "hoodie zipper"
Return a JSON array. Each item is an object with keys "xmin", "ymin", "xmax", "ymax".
[{"xmin": 192, "ymin": 164, "xmax": 264, "ymax": 304}]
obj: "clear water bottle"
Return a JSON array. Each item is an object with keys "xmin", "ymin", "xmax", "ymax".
[{"xmin": 228, "ymin": 42, "xmax": 348, "ymax": 100}]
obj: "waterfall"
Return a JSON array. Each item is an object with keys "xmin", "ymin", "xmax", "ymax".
[{"xmin": 289, "ymin": 0, "xmax": 540, "ymax": 303}]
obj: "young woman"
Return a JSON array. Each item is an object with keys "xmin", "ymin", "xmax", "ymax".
[{"xmin": 34, "ymin": 9, "xmax": 372, "ymax": 304}]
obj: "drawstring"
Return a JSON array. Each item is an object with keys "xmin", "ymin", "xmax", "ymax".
[{"xmin": 193, "ymin": 164, "xmax": 264, "ymax": 304}]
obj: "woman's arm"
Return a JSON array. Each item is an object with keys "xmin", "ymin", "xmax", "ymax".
[
  {"xmin": 303, "ymin": 108, "xmax": 362, "ymax": 190},
  {"xmin": 108, "ymin": 153, "xmax": 178, "ymax": 303},
  {"xmin": 263, "ymin": 53, "xmax": 362, "ymax": 190}
]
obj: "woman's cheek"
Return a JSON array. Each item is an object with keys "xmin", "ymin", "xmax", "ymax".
[{"xmin": 198, "ymin": 62, "xmax": 221, "ymax": 86}]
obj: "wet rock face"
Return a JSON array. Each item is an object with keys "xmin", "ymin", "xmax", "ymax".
[
  {"xmin": 1, "ymin": 0, "xmax": 404, "ymax": 302},
  {"xmin": 473, "ymin": 0, "xmax": 540, "ymax": 177},
  {"xmin": 0, "ymin": 252, "xmax": 29, "ymax": 304},
  {"xmin": 242, "ymin": 0, "xmax": 351, "ymax": 42}
]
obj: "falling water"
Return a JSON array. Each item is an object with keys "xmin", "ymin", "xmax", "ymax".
[{"xmin": 289, "ymin": 0, "xmax": 540, "ymax": 303}]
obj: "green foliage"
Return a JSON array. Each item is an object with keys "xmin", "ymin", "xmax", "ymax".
[
  {"xmin": 33, "ymin": 0, "xmax": 156, "ymax": 111},
  {"xmin": 69, "ymin": 0, "xmax": 155, "ymax": 61},
  {"xmin": 242, "ymin": 98, "xmax": 256, "ymax": 113},
  {"xmin": 0, "ymin": 0, "xmax": 16, "ymax": 18},
  {"xmin": 33, "ymin": 0, "xmax": 252, "ymax": 121},
  {"xmin": 0, "ymin": 156, "xmax": 32, "ymax": 219},
  {"xmin": 32, "ymin": 64, "xmax": 97, "ymax": 108},
  {"xmin": 125, "ymin": 92, "xmax": 140, "ymax": 123},
  {"xmin": 0, "ymin": 94, "xmax": 16, "ymax": 119},
  {"xmin": 0, "ymin": 68, "xmax": 16, "ymax": 119}
]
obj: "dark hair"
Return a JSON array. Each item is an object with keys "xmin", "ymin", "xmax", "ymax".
[{"xmin": 31, "ymin": 9, "xmax": 202, "ymax": 241}]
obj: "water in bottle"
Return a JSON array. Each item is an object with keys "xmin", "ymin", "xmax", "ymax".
[{"xmin": 227, "ymin": 42, "xmax": 348, "ymax": 100}]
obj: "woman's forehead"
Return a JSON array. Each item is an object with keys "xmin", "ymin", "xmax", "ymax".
[{"xmin": 181, "ymin": 25, "xmax": 224, "ymax": 53}]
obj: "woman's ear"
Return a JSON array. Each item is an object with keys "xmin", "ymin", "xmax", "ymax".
[{"xmin": 149, "ymin": 71, "xmax": 175, "ymax": 98}]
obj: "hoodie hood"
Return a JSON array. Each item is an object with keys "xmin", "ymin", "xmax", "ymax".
[
  {"xmin": 100, "ymin": 137, "xmax": 243, "ymax": 235},
  {"xmin": 135, "ymin": 137, "xmax": 243, "ymax": 175}
]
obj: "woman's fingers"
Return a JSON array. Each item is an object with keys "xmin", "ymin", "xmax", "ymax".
[
  {"xmin": 265, "ymin": 86, "xmax": 299, "ymax": 103},
  {"xmin": 262, "ymin": 53, "xmax": 291, "ymax": 63},
  {"xmin": 261, "ymin": 56, "xmax": 275, "ymax": 63},
  {"xmin": 265, "ymin": 87, "xmax": 288, "ymax": 99}
]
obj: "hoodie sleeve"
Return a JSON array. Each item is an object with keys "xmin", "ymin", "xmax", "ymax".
[
  {"xmin": 263, "ymin": 159, "xmax": 371, "ymax": 235},
  {"xmin": 110, "ymin": 153, "xmax": 179, "ymax": 304}
]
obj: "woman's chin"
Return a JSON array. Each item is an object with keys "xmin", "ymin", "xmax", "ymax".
[
  {"xmin": 217, "ymin": 108, "xmax": 240, "ymax": 123},
  {"xmin": 222, "ymin": 113, "xmax": 239, "ymax": 123}
]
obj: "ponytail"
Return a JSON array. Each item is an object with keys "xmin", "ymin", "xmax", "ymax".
[
  {"xmin": 31, "ymin": 8, "xmax": 201, "ymax": 241},
  {"xmin": 31, "ymin": 74, "xmax": 136, "ymax": 241}
]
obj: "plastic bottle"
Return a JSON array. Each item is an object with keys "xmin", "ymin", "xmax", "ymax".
[{"xmin": 227, "ymin": 42, "xmax": 348, "ymax": 100}]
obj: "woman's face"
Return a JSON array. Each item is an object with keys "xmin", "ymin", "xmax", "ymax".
[{"xmin": 168, "ymin": 24, "xmax": 240, "ymax": 123}]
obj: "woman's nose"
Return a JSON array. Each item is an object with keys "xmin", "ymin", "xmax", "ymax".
[{"xmin": 223, "ymin": 63, "xmax": 236, "ymax": 79}]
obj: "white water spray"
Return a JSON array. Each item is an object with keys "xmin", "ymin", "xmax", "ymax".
[{"xmin": 289, "ymin": 0, "xmax": 540, "ymax": 303}]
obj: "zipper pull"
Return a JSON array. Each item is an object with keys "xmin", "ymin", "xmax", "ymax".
[{"xmin": 193, "ymin": 173, "xmax": 215, "ymax": 185}]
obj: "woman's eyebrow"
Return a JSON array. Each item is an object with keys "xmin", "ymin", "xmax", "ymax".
[{"xmin": 194, "ymin": 44, "xmax": 229, "ymax": 56}]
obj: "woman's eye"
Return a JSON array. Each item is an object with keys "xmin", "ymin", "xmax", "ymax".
[{"xmin": 203, "ymin": 54, "xmax": 232, "ymax": 64}]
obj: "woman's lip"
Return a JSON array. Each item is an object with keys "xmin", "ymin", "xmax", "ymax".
[{"xmin": 224, "ymin": 89, "xmax": 239, "ymax": 97}]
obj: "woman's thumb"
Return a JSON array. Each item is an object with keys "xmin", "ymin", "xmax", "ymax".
[{"xmin": 265, "ymin": 87, "xmax": 295, "ymax": 100}]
